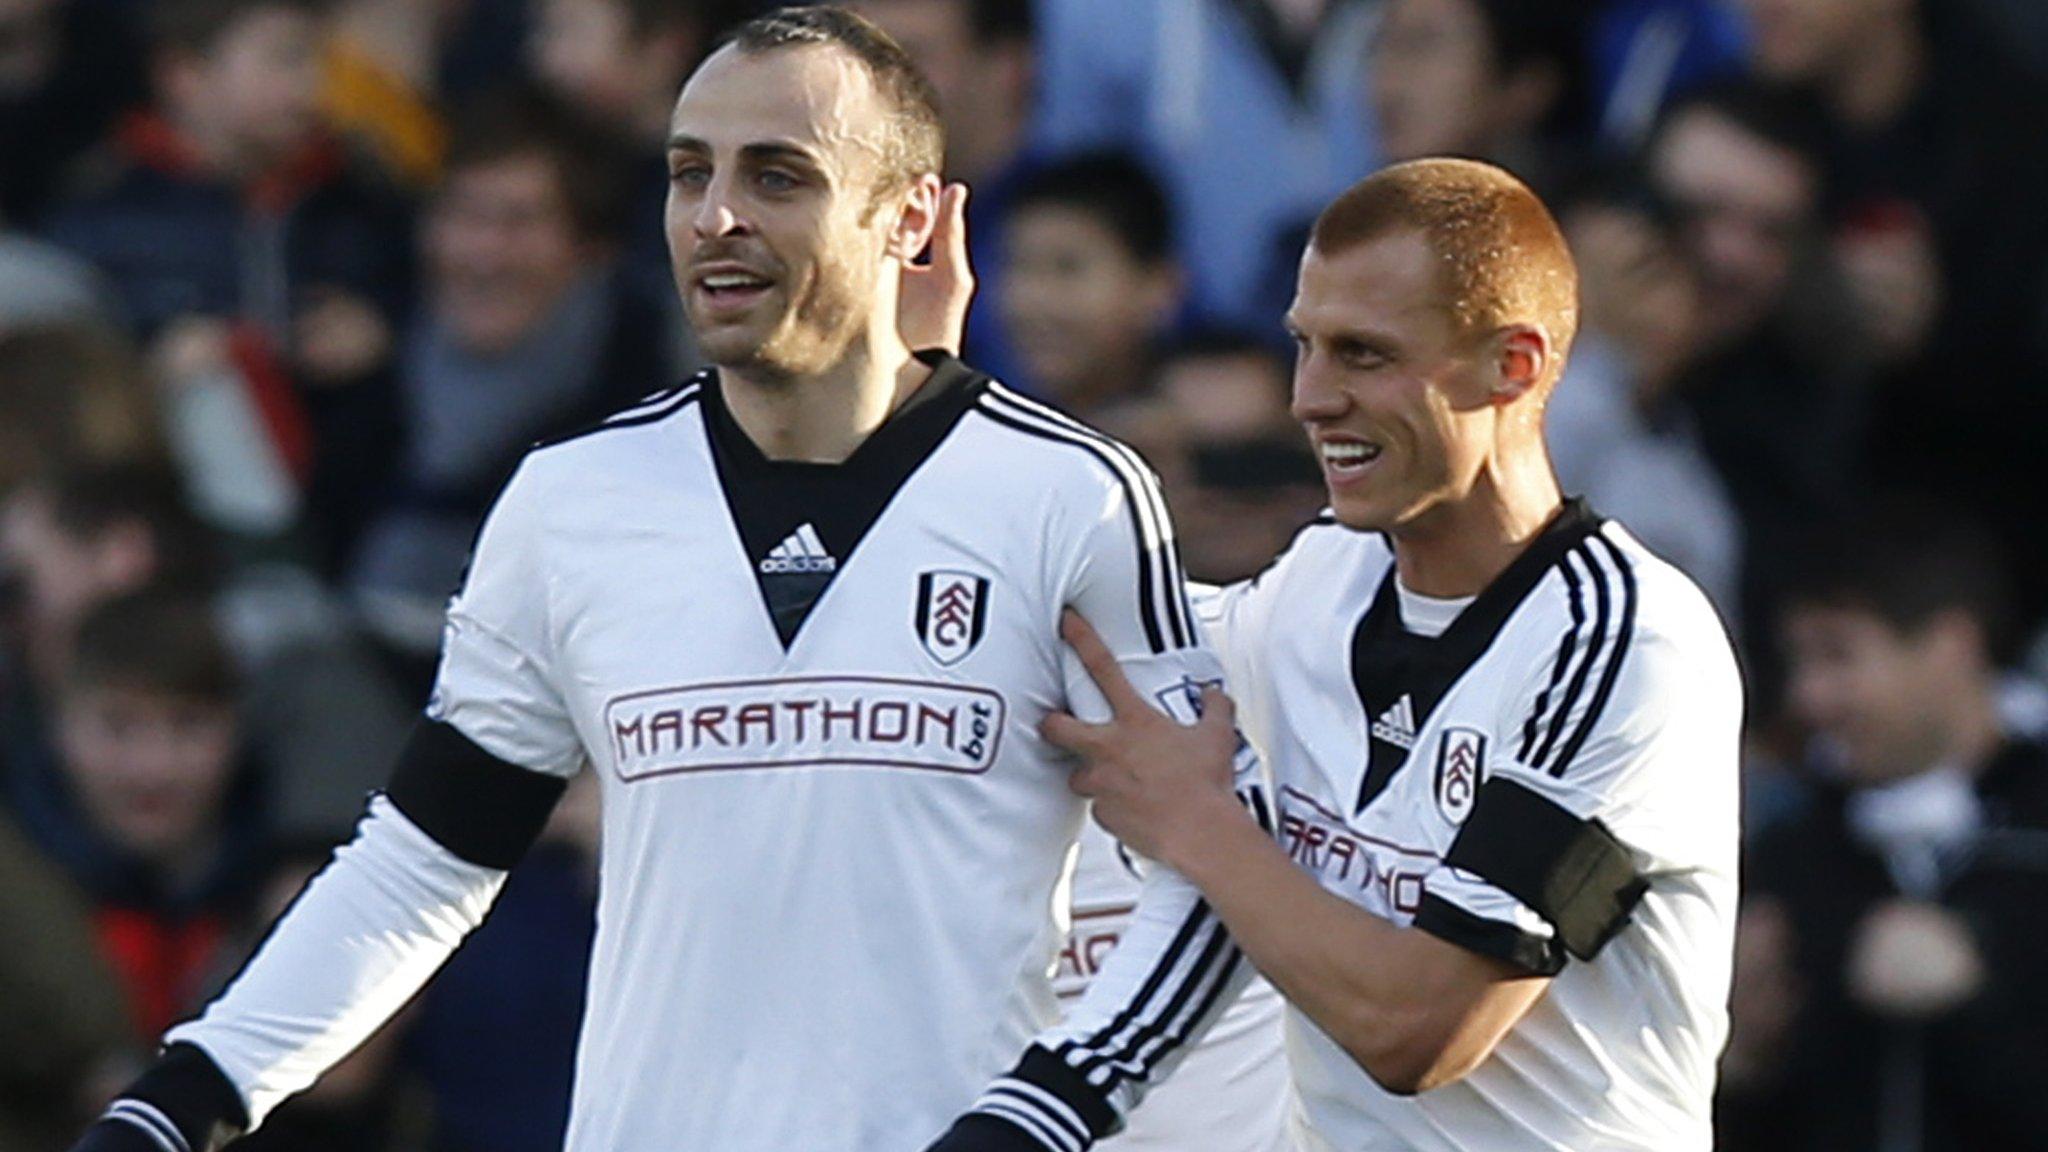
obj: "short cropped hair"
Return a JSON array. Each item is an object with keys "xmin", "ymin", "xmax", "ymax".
[
  {"xmin": 1310, "ymin": 158, "xmax": 1579, "ymax": 366},
  {"xmin": 1782, "ymin": 495, "xmax": 2017, "ymax": 663},
  {"xmin": 1010, "ymin": 151, "xmax": 1176, "ymax": 266},
  {"xmin": 719, "ymin": 6, "xmax": 944, "ymax": 190},
  {"xmin": 66, "ymin": 588, "xmax": 239, "ymax": 704}
]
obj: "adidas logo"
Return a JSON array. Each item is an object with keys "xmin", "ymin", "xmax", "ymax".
[
  {"xmin": 759, "ymin": 523, "xmax": 837, "ymax": 575},
  {"xmin": 1370, "ymin": 694, "xmax": 1417, "ymax": 750}
]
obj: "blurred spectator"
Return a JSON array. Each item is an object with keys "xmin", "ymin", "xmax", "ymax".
[
  {"xmin": 1587, "ymin": 0, "xmax": 1750, "ymax": 148},
  {"xmin": 1, "ymin": 464, "xmax": 214, "ymax": 698},
  {"xmin": 3, "ymin": 465, "xmax": 408, "ymax": 852},
  {"xmin": 530, "ymin": 0, "xmax": 741, "ymax": 355},
  {"xmin": 348, "ymin": 92, "xmax": 662, "ymax": 683},
  {"xmin": 851, "ymin": 0, "xmax": 1038, "ymax": 383},
  {"xmin": 402, "ymin": 772, "xmax": 599, "ymax": 1152},
  {"xmin": 0, "ymin": 806, "xmax": 135, "ymax": 1152},
  {"xmin": 1368, "ymin": 0, "xmax": 1587, "ymax": 188},
  {"xmin": 1035, "ymin": 0, "xmax": 1379, "ymax": 331},
  {"xmin": 532, "ymin": 0, "xmax": 722, "ymax": 151},
  {"xmin": 1741, "ymin": 0, "xmax": 2048, "ymax": 631},
  {"xmin": 1722, "ymin": 501, "xmax": 2048, "ymax": 1150},
  {"xmin": 0, "ymin": 323, "xmax": 167, "ymax": 499},
  {"xmin": 1548, "ymin": 176, "xmax": 1743, "ymax": 619},
  {"xmin": 998, "ymin": 151, "xmax": 1181, "ymax": 413},
  {"xmin": 42, "ymin": 0, "xmax": 416, "ymax": 565},
  {"xmin": 10, "ymin": 589, "xmax": 267, "ymax": 1046},
  {"xmin": 0, "ymin": 0, "xmax": 147, "ymax": 226},
  {"xmin": 0, "ymin": 227, "xmax": 117, "ymax": 330},
  {"xmin": 1149, "ymin": 331, "xmax": 1322, "ymax": 583},
  {"xmin": 0, "ymin": 465, "xmax": 240, "ymax": 867},
  {"xmin": 1644, "ymin": 83, "xmax": 1862, "ymax": 699},
  {"xmin": 1157, "ymin": 328, "xmax": 1299, "ymax": 445},
  {"xmin": 437, "ymin": 0, "xmax": 540, "ymax": 101},
  {"xmin": 45, "ymin": 0, "xmax": 414, "ymax": 336},
  {"xmin": 321, "ymin": 0, "xmax": 458, "ymax": 189}
]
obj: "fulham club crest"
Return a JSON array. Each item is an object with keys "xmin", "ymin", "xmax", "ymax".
[
  {"xmin": 915, "ymin": 570, "xmax": 990, "ymax": 667},
  {"xmin": 1433, "ymin": 727, "xmax": 1487, "ymax": 824}
]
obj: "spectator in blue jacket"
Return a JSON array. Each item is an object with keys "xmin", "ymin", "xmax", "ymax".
[
  {"xmin": 41, "ymin": 0, "xmax": 416, "ymax": 569},
  {"xmin": 1032, "ymin": 0, "xmax": 1379, "ymax": 334}
]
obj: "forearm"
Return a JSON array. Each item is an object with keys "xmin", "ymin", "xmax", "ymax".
[
  {"xmin": 170, "ymin": 797, "xmax": 505, "ymax": 1120},
  {"xmin": 82, "ymin": 796, "xmax": 511, "ymax": 1151},
  {"xmin": 943, "ymin": 859, "xmax": 1249, "ymax": 1150},
  {"xmin": 1165, "ymin": 800, "xmax": 1421, "ymax": 1052}
]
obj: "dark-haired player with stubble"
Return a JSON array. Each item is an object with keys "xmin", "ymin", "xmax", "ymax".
[
  {"xmin": 933, "ymin": 160, "xmax": 1742, "ymax": 1150},
  {"xmin": 69, "ymin": 8, "xmax": 1269, "ymax": 1152}
]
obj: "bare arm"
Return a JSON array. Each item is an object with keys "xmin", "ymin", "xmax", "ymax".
[{"xmin": 1050, "ymin": 612, "xmax": 1548, "ymax": 1094}]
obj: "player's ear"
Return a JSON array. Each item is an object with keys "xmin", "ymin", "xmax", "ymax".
[
  {"xmin": 1491, "ymin": 325, "xmax": 1552, "ymax": 405},
  {"xmin": 886, "ymin": 172, "xmax": 944, "ymax": 263}
]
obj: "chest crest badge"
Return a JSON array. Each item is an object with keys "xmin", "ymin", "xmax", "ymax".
[
  {"xmin": 1433, "ymin": 726, "xmax": 1487, "ymax": 825},
  {"xmin": 915, "ymin": 569, "xmax": 990, "ymax": 667}
]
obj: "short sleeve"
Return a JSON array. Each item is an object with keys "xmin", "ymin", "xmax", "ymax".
[
  {"xmin": 1418, "ymin": 551, "xmax": 1743, "ymax": 972},
  {"xmin": 426, "ymin": 461, "xmax": 584, "ymax": 779},
  {"xmin": 1058, "ymin": 465, "xmax": 1227, "ymax": 724}
]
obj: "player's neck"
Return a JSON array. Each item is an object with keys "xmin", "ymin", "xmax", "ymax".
[
  {"xmin": 1388, "ymin": 458, "xmax": 1562, "ymax": 599},
  {"xmin": 720, "ymin": 331, "xmax": 930, "ymax": 463}
]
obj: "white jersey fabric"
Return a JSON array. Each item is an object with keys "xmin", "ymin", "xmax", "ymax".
[
  {"xmin": 1197, "ymin": 504, "xmax": 1741, "ymax": 1152},
  {"xmin": 1061, "ymin": 818, "xmax": 1292, "ymax": 1152},
  {"xmin": 163, "ymin": 359, "xmax": 1260, "ymax": 1151}
]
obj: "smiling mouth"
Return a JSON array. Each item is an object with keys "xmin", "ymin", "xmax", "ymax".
[
  {"xmin": 1319, "ymin": 440, "xmax": 1384, "ymax": 474},
  {"xmin": 696, "ymin": 271, "xmax": 774, "ymax": 301}
]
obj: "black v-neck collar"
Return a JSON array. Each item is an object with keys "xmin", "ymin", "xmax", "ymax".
[
  {"xmin": 1348, "ymin": 500, "xmax": 1602, "ymax": 813},
  {"xmin": 701, "ymin": 352, "xmax": 990, "ymax": 649}
]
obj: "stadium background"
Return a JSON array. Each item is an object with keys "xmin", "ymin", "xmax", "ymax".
[{"xmin": 1, "ymin": 0, "xmax": 2043, "ymax": 1148}]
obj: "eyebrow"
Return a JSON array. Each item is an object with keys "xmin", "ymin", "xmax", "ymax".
[
  {"xmin": 665, "ymin": 136, "xmax": 824, "ymax": 171},
  {"xmin": 1285, "ymin": 317, "xmax": 1399, "ymax": 351}
]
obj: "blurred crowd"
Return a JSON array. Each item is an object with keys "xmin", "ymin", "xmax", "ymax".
[{"xmin": 0, "ymin": 0, "xmax": 2044, "ymax": 1149}]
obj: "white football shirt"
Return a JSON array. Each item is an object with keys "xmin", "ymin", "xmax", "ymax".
[
  {"xmin": 163, "ymin": 360, "xmax": 1258, "ymax": 1151},
  {"xmin": 1198, "ymin": 503, "xmax": 1741, "ymax": 1151}
]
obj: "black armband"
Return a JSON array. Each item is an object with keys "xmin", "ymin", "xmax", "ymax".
[
  {"xmin": 385, "ymin": 719, "xmax": 568, "ymax": 869},
  {"xmin": 1411, "ymin": 892, "xmax": 1565, "ymax": 976},
  {"xmin": 85, "ymin": 1042, "xmax": 247, "ymax": 1152},
  {"xmin": 1440, "ymin": 777, "xmax": 1648, "ymax": 961}
]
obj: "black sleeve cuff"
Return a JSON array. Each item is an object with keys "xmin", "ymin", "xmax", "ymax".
[
  {"xmin": 1411, "ymin": 892, "xmax": 1566, "ymax": 977},
  {"xmin": 385, "ymin": 719, "xmax": 568, "ymax": 869},
  {"xmin": 1442, "ymin": 777, "xmax": 1649, "ymax": 961},
  {"xmin": 944, "ymin": 1043, "xmax": 1119, "ymax": 1151},
  {"xmin": 926, "ymin": 1113, "xmax": 1062, "ymax": 1152},
  {"xmin": 71, "ymin": 1119, "xmax": 171, "ymax": 1152},
  {"xmin": 102, "ymin": 1042, "xmax": 247, "ymax": 1152}
]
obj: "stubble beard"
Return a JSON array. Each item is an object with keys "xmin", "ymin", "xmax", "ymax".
[{"xmin": 738, "ymin": 252, "xmax": 878, "ymax": 385}]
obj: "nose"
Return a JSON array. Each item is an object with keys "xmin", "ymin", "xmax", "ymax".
[
  {"xmin": 1290, "ymin": 350, "xmax": 1348, "ymax": 423},
  {"xmin": 691, "ymin": 174, "xmax": 746, "ymax": 240}
]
